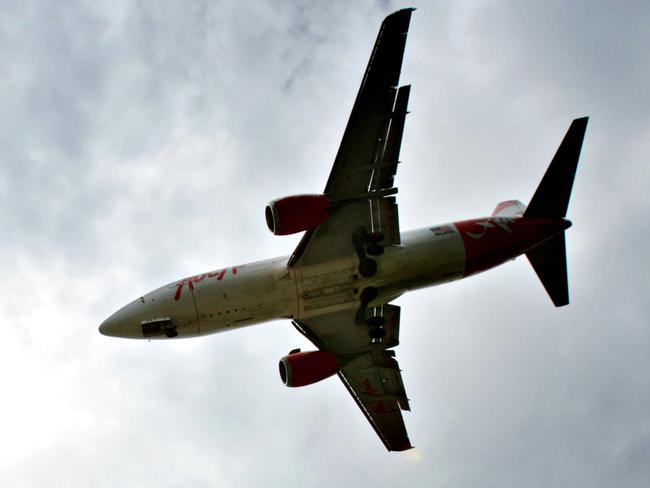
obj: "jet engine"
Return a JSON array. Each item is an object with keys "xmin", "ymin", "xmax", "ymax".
[
  {"xmin": 265, "ymin": 194, "xmax": 331, "ymax": 235},
  {"xmin": 279, "ymin": 350, "xmax": 339, "ymax": 387}
]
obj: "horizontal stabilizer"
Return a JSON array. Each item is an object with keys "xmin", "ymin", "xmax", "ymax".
[
  {"xmin": 526, "ymin": 233, "xmax": 569, "ymax": 307},
  {"xmin": 524, "ymin": 117, "xmax": 588, "ymax": 218}
]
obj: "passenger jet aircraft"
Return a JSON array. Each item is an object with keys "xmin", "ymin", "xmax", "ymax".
[{"xmin": 100, "ymin": 9, "xmax": 588, "ymax": 451}]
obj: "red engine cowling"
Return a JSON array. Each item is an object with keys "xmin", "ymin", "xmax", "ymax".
[
  {"xmin": 279, "ymin": 350, "xmax": 339, "ymax": 387},
  {"xmin": 265, "ymin": 194, "xmax": 331, "ymax": 235}
]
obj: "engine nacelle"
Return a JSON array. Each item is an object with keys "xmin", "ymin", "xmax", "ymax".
[
  {"xmin": 265, "ymin": 194, "xmax": 331, "ymax": 235},
  {"xmin": 279, "ymin": 350, "xmax": 339, "ymax": 387}
]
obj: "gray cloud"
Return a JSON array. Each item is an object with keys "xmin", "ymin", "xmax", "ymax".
[{"xmin": 0, "ymin": 1, "xmax": 648, "ymax": 486}]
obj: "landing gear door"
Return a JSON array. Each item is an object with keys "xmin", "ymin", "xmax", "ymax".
[{"xmin": 381, "ymin": 304, "xmax": 401, "ymax": 348}]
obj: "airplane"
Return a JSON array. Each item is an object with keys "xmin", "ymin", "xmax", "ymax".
[{"xmin": 99, "ymin": 8, "xmax": 588, "ymax": 452}]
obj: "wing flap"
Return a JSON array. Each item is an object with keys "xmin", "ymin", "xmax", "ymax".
[{"xmin": 370, "ymin": 84, "xmax": 410, "ymax": 193}]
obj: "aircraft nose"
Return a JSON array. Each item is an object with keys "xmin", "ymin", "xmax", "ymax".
[
  {"xmin": 99, "ymin": 294, "xmax": 174, "ymax": 339},
  {"xmin": 99, "ymin": 314, "xmax": 123, "ymax": 337},
  {"xmin": 99, "ymin": 300, "xmax": 141, "ymax": 338}
]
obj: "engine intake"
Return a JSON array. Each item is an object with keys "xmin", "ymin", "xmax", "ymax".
[
  {"xmin": 265, "ymin": 194, "xmax": 331, "ymax": 235},
  {"xmin": 279, "ymin": 350, "xmax": 339, "ymax": 387}
]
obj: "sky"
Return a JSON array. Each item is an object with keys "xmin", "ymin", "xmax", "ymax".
[{"xmin": 1, "ymin": 0, "xmax": 649, "ymax": 486}]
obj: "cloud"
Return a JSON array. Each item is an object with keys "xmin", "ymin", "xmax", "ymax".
[{"xmin": 0, "ymin": 1, "xmax": 648, "ymax": 486}]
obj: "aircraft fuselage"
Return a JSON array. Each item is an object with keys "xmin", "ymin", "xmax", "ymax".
[{"xmin": 99, "ymin": 215, "xmax": 569, "ymax": 339}]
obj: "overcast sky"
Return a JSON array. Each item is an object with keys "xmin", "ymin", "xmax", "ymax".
[{"xmin": 1, "ymin": 1, "xmax": 649, "ymax": 486}]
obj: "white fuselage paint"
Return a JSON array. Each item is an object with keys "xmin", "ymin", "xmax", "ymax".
[{"xmin": 100, "ymin": 226, "xmax": 466, "ymax": 339}]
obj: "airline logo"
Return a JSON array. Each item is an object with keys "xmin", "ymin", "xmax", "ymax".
[
  {"xmin": 463, "ymin": 217, "xmax": 515, "ymax": 239},
  {"xmin": 172, "ymin": 267, "xmax": 239, "ymax": 301}
]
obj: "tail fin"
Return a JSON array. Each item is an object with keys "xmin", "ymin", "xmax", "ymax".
[{"xmin": 524, "ymin": 117, "xmax": 588, "ymax": 307}]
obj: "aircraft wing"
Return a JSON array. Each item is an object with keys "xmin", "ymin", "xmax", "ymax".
[
  {"xmin": 289, "ymin": 8, "xmax": 414, "ymax": 267},
  {"xmin": 293, "ymin": 305, "xmax": 412, "ymax": 451},
  {"xmin": 338, "ymin": 351, "xmax": 411, "ymax": 451}
]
